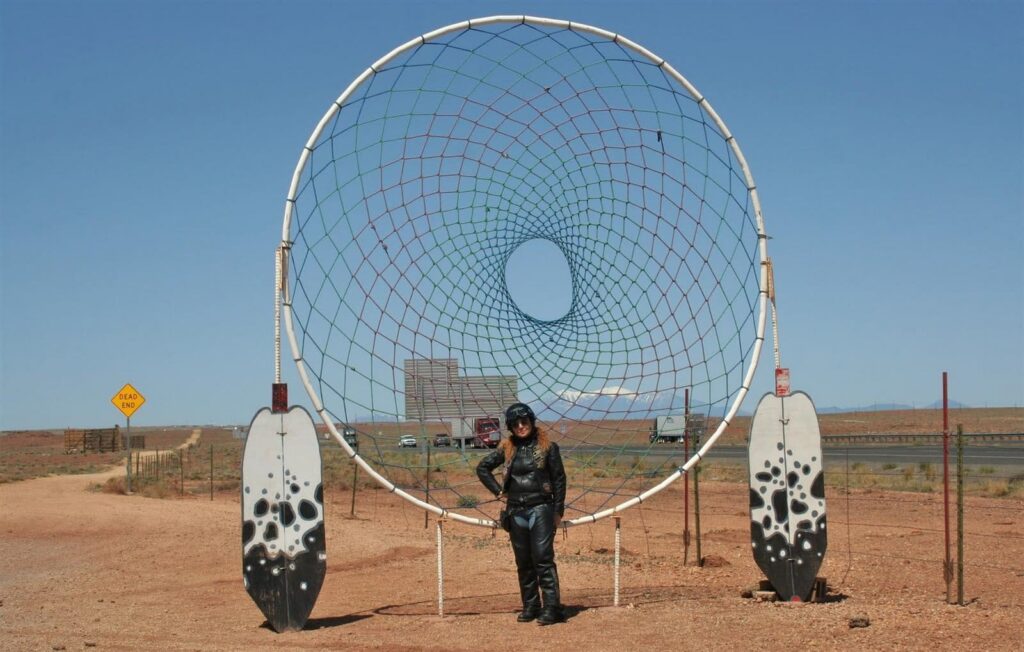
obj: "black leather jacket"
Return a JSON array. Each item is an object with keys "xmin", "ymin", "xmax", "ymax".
[{"xmin": 477, "ymin": 433, "xmax": 566, "ymax": 517}]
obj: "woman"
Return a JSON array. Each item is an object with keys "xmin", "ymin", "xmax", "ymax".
[{"xmin": 476, "ymin": 402, "xmax": 567, "ymax": 625}]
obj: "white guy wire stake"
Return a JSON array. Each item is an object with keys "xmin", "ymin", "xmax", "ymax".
[
  {"xmin": 613, "ymin": 516, "xmax": 622, "ymax": 607},
  {"xmin": 436, "ymin": 518, "xmax": 445, "ymax": 617}
]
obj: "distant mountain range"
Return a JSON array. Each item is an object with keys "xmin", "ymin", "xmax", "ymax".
[
  {"xmin": 539, "ymin": 390, "xmax": 970, "ymax": 419},
  {"xmin": 815, "ymin": 400, "xmax": 968, "ymax": 414}
]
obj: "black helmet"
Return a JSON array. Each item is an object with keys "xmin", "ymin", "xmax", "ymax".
[{"xmin": 505, "ymin": 402, "xmax": 535, "ymax": 431}]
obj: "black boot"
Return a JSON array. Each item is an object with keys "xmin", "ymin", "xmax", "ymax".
[
  {"xmin": 537, "ymin": 605, "xmax": 564, "ymax": 625},
  {"xmin": 515, "ymin": 576, "xmax": 541, "ymax": 623},
  {"xmin": 517, "ymin": 606, "xmax": 540, "ymax": 622}
]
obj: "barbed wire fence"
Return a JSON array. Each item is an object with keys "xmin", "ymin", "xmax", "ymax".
[{"xmin": 157, "ymin": 423, "xmax": 1023, "ymax": 607}]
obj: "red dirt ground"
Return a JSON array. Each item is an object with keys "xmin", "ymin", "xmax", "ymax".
[{"xmin": 2, "ymin": 444, "xmax": 1022, "ymax": 651}]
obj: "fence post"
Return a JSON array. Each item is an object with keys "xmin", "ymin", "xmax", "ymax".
[
  {"xmin": 693, "ymin": 429, "xmax": 703, "ymax": 566},
  {"xmin": 841, "ymin": 448, "xmax": 853, "ymax": 585},
  {"xmin": 209, "ymin": 444, "xmax": 214, "ymax": 501},
  {"xmin": 956, "ymin": 424, "xmax": 965, "ymax": 606},
  {"xmin": 179, "ymin": 449, "xmax": 185, "ymax": 497},
  {"xmin": 683, "ymin": 387, "xmax": 690, "ymax": 565},
  {"xmin": 942, "ymin": 371, "xmax": 953, "ymax": 603}
]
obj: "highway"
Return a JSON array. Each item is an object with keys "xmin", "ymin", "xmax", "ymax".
[{"xmin": 568, "ymin": 444, "xmax": 1024, "ymax": 468}]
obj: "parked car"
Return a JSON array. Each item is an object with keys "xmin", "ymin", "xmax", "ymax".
[
  {"xmin": 399, "ymin": 435, "xmax": 418, "ymax": 448},
  {"xmin": 432, "ymin": 434, "xmax": 451, "ymax": 447}
]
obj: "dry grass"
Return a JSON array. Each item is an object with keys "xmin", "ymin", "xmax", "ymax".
[
  {"xmin": 319, "ymin": 407, "xmax": 1024, "ymax": 447},
  {"xmin": 0, "ymin": 431, "xmax": 124, "ymax": 483},
  {"xmin": 0, "ymin": 427, "xmax": 204, "ymax": 484},
  {"xmin": 119, "ymin": 437, "xmax": 1021, "ymax": 508},
  {"xmin": 4, "ymin": 409, "xmax": 1022, "ymax": 505}
]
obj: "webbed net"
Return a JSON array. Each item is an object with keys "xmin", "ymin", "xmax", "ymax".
[{"xmin": 282, "ymin": 16, "xmax": 767, "ymax": 526}]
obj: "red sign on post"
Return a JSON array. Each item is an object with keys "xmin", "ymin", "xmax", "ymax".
[
  {"xmin": 775, "ymin": 368, "xmax": 791, "ymax": 397},
  {"xmin": 272, "ymin": 383, "xmax": 288, "ymax": 413}
]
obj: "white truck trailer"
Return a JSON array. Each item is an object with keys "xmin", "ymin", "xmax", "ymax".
[
  {"xmin": 650, "ymin": 415, "xmax": 687, "ymax": 443},
  {"xmin": 650, "ymin": 414, "xmax": 706, "ymax": 444}
]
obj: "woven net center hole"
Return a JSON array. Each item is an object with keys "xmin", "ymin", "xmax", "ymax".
[{"xmin": 504, "ymin": 238, "xmax": 573, "ymax": 322}]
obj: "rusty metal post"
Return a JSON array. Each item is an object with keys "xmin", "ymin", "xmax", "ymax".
[
  {"xmin": 209, "ymin": 444, "xmax": 214, "ymax": 501},
  {"xmin": 693, "ymin": 425, "xmax": 703, "ymax": 566},
  {"xmin": 683, "ymin": 387, "xmax": 691, "ymax": 564},
  {"xmin": 942, "ymin": 372, "xmax": 953, "ymax": 602},
  {"xmin": 956, "ymin": 424, "xmax": 965, "ymax": 606}
]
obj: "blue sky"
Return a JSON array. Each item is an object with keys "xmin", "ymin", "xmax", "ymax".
[{"xmin": 1, "ymin": 0, "xmax": 1021, "ymax": 431}]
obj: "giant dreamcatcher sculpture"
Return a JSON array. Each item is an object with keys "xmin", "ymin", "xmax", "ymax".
[{"xmin": 239, "ymin": 16, "xmax": 826, "ymax": 630}]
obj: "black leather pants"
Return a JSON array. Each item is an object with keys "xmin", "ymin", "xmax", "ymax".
[{"xmin": 508, "ymin": 502, "xmax": 560, "ymax": 612}]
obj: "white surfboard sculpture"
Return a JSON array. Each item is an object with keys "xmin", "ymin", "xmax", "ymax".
[
  {"xmin": 747, "ymin": 391, "xmax": 827, "ymax": 601},
  {"xmin": 241, "ymin": 405, "xmax": 326, "ymax": 631}
]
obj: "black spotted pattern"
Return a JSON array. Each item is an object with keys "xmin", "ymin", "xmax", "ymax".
[{"xmin": 299, "ymin": 499, "xmax": 318, "ymax": 520}]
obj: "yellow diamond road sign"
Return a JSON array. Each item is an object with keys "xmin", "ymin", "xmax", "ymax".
[{"xmin": 112, "ymin": 383, "xmax": 146, "ymax": 418}]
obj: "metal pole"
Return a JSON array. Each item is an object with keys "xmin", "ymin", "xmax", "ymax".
[
  {"xmin": 693, "ymin": 427, "xmax": 703, "ymax": 566},
  {"xmin": 436, "ymin": 518, "xmax": 445, "ymax": 617},
  {"xmin": 209, "ymin": 443, "xmax": 214, "ymax": 501},
  {"xmin": 125, "ymin": 417, "xmax": 132, "ymax": 494},
  {"xmin": 683, "ymin": 388, "xmax": 690, "ymax": 564},
  {"xmin": 942, "ymin": 372, "xmax": 952, "ymax": 602},
  {"xmin": 179, "ymin": 449, "xmax": 184, "ymax": 496},
  {"xmin": 613, "ymin": 516, "xmax": 621, "ymax": 607},
  {"xmin": 956, "ymin": 424, "xmax": 964, "ymax": 606}
]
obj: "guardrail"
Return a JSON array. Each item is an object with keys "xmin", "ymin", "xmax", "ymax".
[{"xmin": 822, "ymin": 432, "xmax": 1024, "ymax": 445}]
